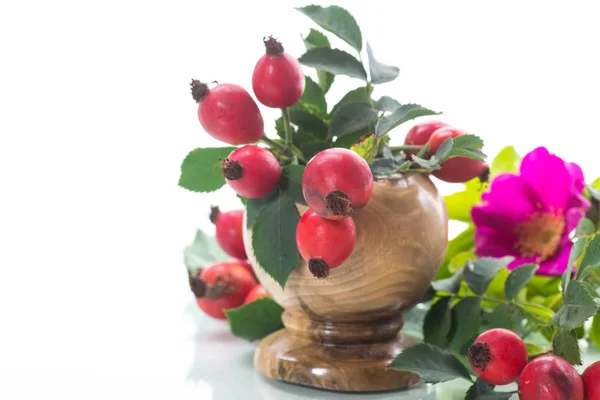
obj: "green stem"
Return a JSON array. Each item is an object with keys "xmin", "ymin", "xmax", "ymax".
[
  {"xmin": 415, "ymin": 143, "xmax": 430, "ymax": 159},
  {"xmin": 391, "ymin": 145, "xmax": 424, "ymax": 153},
  {"xmin": 281, "ymin": 108, "xmax": 292, "ymax": 148},
  {"xmin": 260, "ymin": 135, "xmax": 286, "ymax": 152}
]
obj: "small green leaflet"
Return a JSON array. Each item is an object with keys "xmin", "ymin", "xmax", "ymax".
[
  {"xmin": 487, "ymin": 303, "xmax": 518, "ymax": 331},
  {"xmin": 296, "ymin": 5, "xmax": 363, "ymax": 52},
  {"xmin": 251, "ymin": 193, "xmax": 301, "ymax": 287},
  {"xmin": 411, "ymin": 155, "xmax": 441, "ymax": 171},
  {"xmin": 577, "ymin": 233, "xmax": 600, "ymax": 280},
  {"xmin": 366, "ymin": 42, "xmax": 399, "ymax": 84},
  {"xmin": 178, "ymin": 147, "xmax": 235, "ymax": 192},
  {"xmin": 375, "ymin": 104, "xmax": 439, "ymax": 137},
  {"xmin": 505, "ymin": 264, "xmax": 538, "ymax": 300},
  {"xmin": 575, "ymin": 218, "xmax": 595, "ymax": 238},
  {"xmin": 465, "ymin": 379, "xmax": 513, "ymax": 400},
  {"xmin": 435, "ymin": 138, "xmax": 453, "ymax": 160},
  {"xmin": 329, "ymin": 86, "xmax": 372, "ymax": 117},
  {"xmin": 184, "ymin": 229, "xmax": 229, "ymax": 273},
  {"xmin": 279, "ymin": 165, "xmax": 306, "ymax": 205},
  {"xmin": 552, "ymin": 328, "xmax": 582, "ymax": 365},
  {"xmin": 302, "ymin": 29, "xmax": 334, "ymax": 93},
  {"xmin": 554, "ymin": 280, "xmax": 599, "ymax": 330},
  {"xmin": 246, "ymin": 191, "xmax": 277, "ymax": 229},
  {"xmin": 519, "ymin": 303, "xmax": 555, "ymax": 326},
  {"xmin": 288, "ymin": 109, "xmax": 328, "ymax": 139},
  {"xmin": 490, "ymin": 145, "xmax": 520, "ymax": 176},
  {"xmin": 388, "ymin": 343, "xmax": 473, "ymax": 384},
  {"xmin": 444, "ymin": 134, "xmax": 486, "ymax": 161},
  {"xmin": 432, "ymin": 268, "xmax": 466, "ymax": 294},
  {"xmin": 563, "ymin": 237, "xmax": 588, "ymax": 291},
  {"xmin": 294, "ymin": 76, "xmax": 327, "ymax": 118},
  {"xmin": 449, "ymin": 297, "xmax": 481, "ymax": 354},
  {"xmin": 375, "ymin": 96, "xmax": 402, "ymax": 112},
  {"xmin": 590, "ymin": 312, "xmax": 600, "ymax": 348},
  {"xmin": 225, "ymin": 297, "xmax": 284, "ymax": 341},
  {"xmin": 463, "ymin": 257, "xmax": 513, "ymax": 295},
  {"xmin": 369, "ymin": 157, "xmax": 404, "ymax": 176},
  {"xmin": 299, "ymin": 48, "xmax": 367, "ymax": 80},
  {"xmin": 350, "ymin": 134, "xmax": 378, "ymax": 163},
  {"xmin": 423, "ymin": 297, "xmax": 452, "ymax": 347},
  {"xmin": 329, "ymin": 102, "xmax": 378, "ymax": 137}
]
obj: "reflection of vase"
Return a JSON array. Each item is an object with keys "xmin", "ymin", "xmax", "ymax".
[{"xmin": 244, "ymin": 174, "xmax": 449, "ymax": 392}]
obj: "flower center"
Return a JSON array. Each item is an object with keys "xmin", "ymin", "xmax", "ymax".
[{"xmin": 513, "ymin": 209, "xmax": 565, "ymax": 262}]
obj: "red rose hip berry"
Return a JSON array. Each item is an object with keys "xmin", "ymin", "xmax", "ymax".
[
  {"xmin": 252, "ymin": 37, "xmax": 305, "ymax": 108},
  {"xmin": 191, "ymin": 80, "xmax": 264, "ymax": 145},
  {"xmin": 518, "ymin": 355, "xmax": 584, "ymax": 400},
  {"xmin": 405, "ymin": 120, "xmax": 449, "ymax": 158},
  {"xmin": 428, "ymin": 126, "xmax": 489, "ymax": 183},
  {"xmin": 582, "ymin": 361, "xmax": 600, "ymax": 400},
  {"xmin": 210, "ymin": 207, "xmax": 247, "ymax": 260},
  {"xmin": 467, "ymin": 328, "xmax": 528, "ymax": 385},
  {"xmin": 302, "ymin": 148, "xmax": 374, "ymax": 220},
  {"xmin": 222, "ymin": 145, "xmax": 281, "ymax": 199},
  {"xmin": 296, "ymin": 209, "xmax": 356, "ymax": 278},
  {"xmin": 189, "ymin": 261, "xmax": 256, "ymax": 319},
  {"xmin": 244, "ymin": 284, "xmax": 269, "ymax": 304}
]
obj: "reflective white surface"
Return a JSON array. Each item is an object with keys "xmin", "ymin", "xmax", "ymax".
[{"xmin": 3, "ymin": 299, "xmax": 596, "ymax": 399}]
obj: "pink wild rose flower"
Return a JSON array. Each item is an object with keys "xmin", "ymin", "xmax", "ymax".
[{"xmin": 471, "ymin": 147, "xmax": 589, "ymax": 276}]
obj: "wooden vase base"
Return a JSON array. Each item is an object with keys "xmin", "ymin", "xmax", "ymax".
[{"xmin": 254, "ymin": 328, "xmax": 421, "ymax": 392}]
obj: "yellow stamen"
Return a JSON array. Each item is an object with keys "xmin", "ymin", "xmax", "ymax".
[{"xmin": 513, "ymin": 209, "xmax": 565, "ymax": 262}]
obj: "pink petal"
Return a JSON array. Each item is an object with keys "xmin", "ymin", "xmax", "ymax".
[
  {"xmin": 474, "ymin": 226, "xmax": 519, "ymax": 257},
  {"xmin": 536, "ymin": 243, "xmax": 573, "ymax": 276},
  {"xmin": 520, "ymin": 147, "xmax": 571, "ymax": 211},
  {"xmin": 566, "ymin": 162, "xmax": 585, "ymax": 192},
  {"xmin": 507, "ymin": 256, "xmax": 539, "ymax": 271}
]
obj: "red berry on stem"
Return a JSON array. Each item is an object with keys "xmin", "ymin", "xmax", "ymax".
[
  {"xmin": 405, "ymin": 120, "xmax": 449, "ymax": 158},
  {"xmin": 222, "ymin": 145, "xmax": 281, "ymax": 199},
  {"xmin": 211, "ymin": 207, "xmax": 247, "ymax": 260},
  {"xmin": 252, "ymin": 37, "xmax": 305, "ymax": 108},
  {"xmin": 190, "ymin": 261, "xmax": 256, "ymax": 320},
  {"xmin": 296, "ymin": 209, "xmax": 356, "ymax": 279},
  {"xmin": 467, "ymin": 328, "xmax": 528, "ymax": 385},
  {"xmin": 428, "ymin": 126, "xmax": 489, "ymax": 183},
  {"xmin": 302, "ymin": 148, "xmax": 374, "ymax": 220},
  {"xmin": 244, "ymin": 284, "xmax": 269, "ymax": 304},
  {"xmin": 191, "ymin": 80, "xmax": 264, "ymax": 145},
  {"xmin": 582, "ymin": 361, "xmax": 600, "ymax": 400},
  {"xmin": 518, "ymin": 355, "xmax": 584, "ymax": 400}
]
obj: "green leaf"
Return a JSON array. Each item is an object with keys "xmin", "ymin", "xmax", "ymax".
[
  {"xmin": 465, "ymin": 379, "xmax": 512, "ymax": 400},
  {"xmin": 463, "ymin": 257, "xmax": 513, "ymax": 295},
  {"xmin": 433, "ymin": 269, "xmax": 466, "ymax": 294},
  {"xmin": 280, "ymin": 165, "xmax": 306, "ymax": 205},
  {"xmin": 423, "ymin": 297, "xmax": 453, "ymax": 347},
  {"xmin": 251, "ymin": 193, "xmax": 301, "ymax": 287},
  {"xmin": 334, "ymin": 130, "xmax": 367, "ymax": 149},
  {"xmin": 563, "ymin": 237, "xmax": 589, "ymax": 291},
  {"xmin": 366, "ymin": 42, "xmax": 399, "ymax": 84},
  {"xmin": 299, "ymin": 48, "xmax": 367, "ymax": 80},
  {"xmin": 330, "ymin": 87, "xmax": 372, "ymax": 117},
  {"xmin": 183, "ymin": 229, "xmax": 229, "ymax": 273},
  {"xmin": 375, "ymin": 104, "xmax": 440, "ymax": 137},
  {"xmin": 225, "ymin": 297, "xmax": 284, "ymax": 341},
  {"xmin": 295, "ymin": 76, "xmax": 327, "ymax": 118},
  {"xmin": 411, "ymin": 155, "xmax": 441, "ymax": 171},
  {"xmin": 449, "ymin": 297, "xmax": 482, "ymax": 354},
  {"xmin": 369, "ymin": 157, "xmax": 404, "ymax": 176},
  {"xmin": 388, "ymin": 343, "xmax": 473, "ymax": 384},
  {"xmin": 435, "ymin": 138, "xmax": 453, "ymax": 160},
  {"xmin": 436, "ymin": 225, "xmax": 475, "ymax": 280},
  {"xmin": 329, "ymin": 102, "xmax": 378, "ymax": 137},
  {"xmin": 302, "ymin": 29, "xmax": 334, "ymax": 93},
  {"xmin": 552, "ymin": 328, "xmax": 582, "ymax": 365},
  {"xmin": 578, "ymin": 233, "xmax": 600, "ymax": 280},
  {"xmin": 288, "ymin": 109, "xmax": 328, "ymax": 139},
  {"xmin": 554, "ymin": 280, "xmax": 599, "ymax": 329},
  {"xmin": 350, "ymin": 134, "xmax": 378, "ymax": 163},
  {"xmin": 444, "ymin": 135, "xmax": 486, "ymax": 162},
  {"xmin": 576, "ymin": 218, "xmax": 596, "ymax": 238},
  {"xmin": 297, "ymin": 141, "xmax": 330, "ymax": 159},
  {"xmin": 490, "ymin": 145, "xmax": 521, "ymax": 176},
  {"xmin": 375, "ymin": 96, "xmax": 402, "ymax": 112},
  {"xmin": 178, "ymin": 147, "xmax": 235, "ymax": 192},
  {"xmin": 505, "ymin": 264, "xmax": 539, "ymax": 300},
  {"xmin": 590, "ymin": 312, "xmax": 600, "ymax": 348},
  {"xmin": 296, "ymin": 5, "xmax": 363, "ymax": 52},
  {"xmin": 246, "ymin": 191, "xmax": 277, "ymax": 229},
  {"xmin": 519, "ymin": 303, "xmax": 555, "ymax": 326},
  {"xmin": 487, "ymin": 303, "xmax": 518, "ymax": 331},
  {"xmin": 444, "ymin": 178, "xmax": 487, "ymax": 222}
]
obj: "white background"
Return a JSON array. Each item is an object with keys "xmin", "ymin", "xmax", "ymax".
[{"xmin": 1, "ymin": 0, "xmax": 600, "ymax": 397}]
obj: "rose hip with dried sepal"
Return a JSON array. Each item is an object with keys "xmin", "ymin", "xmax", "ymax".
[
  {"xmin": 582, "ymin": 360, "xmax": 600, "ymax": 400},
  {"xmin": 211, "ymin": 207, "xmax": 247, "ymax": 260},
  {"xmin": 467, "ymin": 328, "xmax": 528, "ymax": 385},
  {"xmin": 191, "ymin": 80, "xmax": 264, "ymax": 145},
  {"xmin": 518, "ymin": 354, "xmax": 584, "ymax": 400},
  {"xmin": 427, "ymin": 126, "xmax": 489, "ymax": 183},
  {"xmin": 221, "ymin": 145, "xmax": 281, "ymax": 199},
  {"xmin": 252, "ymin": 36, "xmax": 305, "ymax": 108},
  {"xmin": 190, "ymin": 261, "xmax": 256, "ymax": 320},
  {"xmin": 296, "ymin": 209, "xmax": 356, "ymax": 279},
  {"xmin": 302, "ymin": 148, "xmax": 374, "ymax": 220}
]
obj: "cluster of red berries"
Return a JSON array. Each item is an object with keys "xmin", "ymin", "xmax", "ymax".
[
  {"xmin": 191, "ymin": 37, "xmax": 304, "ymax": 199},
  {"xmin": 297, "ymin": 147, "xmax": 373, "ymax": 278},
  {"xmin": 190, "ymin": 207, "xmax": 269, "ymax": 320},
  {"xmin": 405, "ymin": 120, "xmax": 489, "ymax": 183},
  {"xmin": 467, "ymin": 328, "xmax": 599, "ymax": 399}
]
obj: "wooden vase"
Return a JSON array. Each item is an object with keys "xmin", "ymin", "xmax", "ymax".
[{"xmin": 243, "ymin": 173, "xmax": 448, "ymax": 392}]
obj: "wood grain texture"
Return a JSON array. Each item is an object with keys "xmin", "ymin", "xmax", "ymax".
[{"xmin": 244, "ymin": 173, "xmax": 448, "ymax": 392}]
